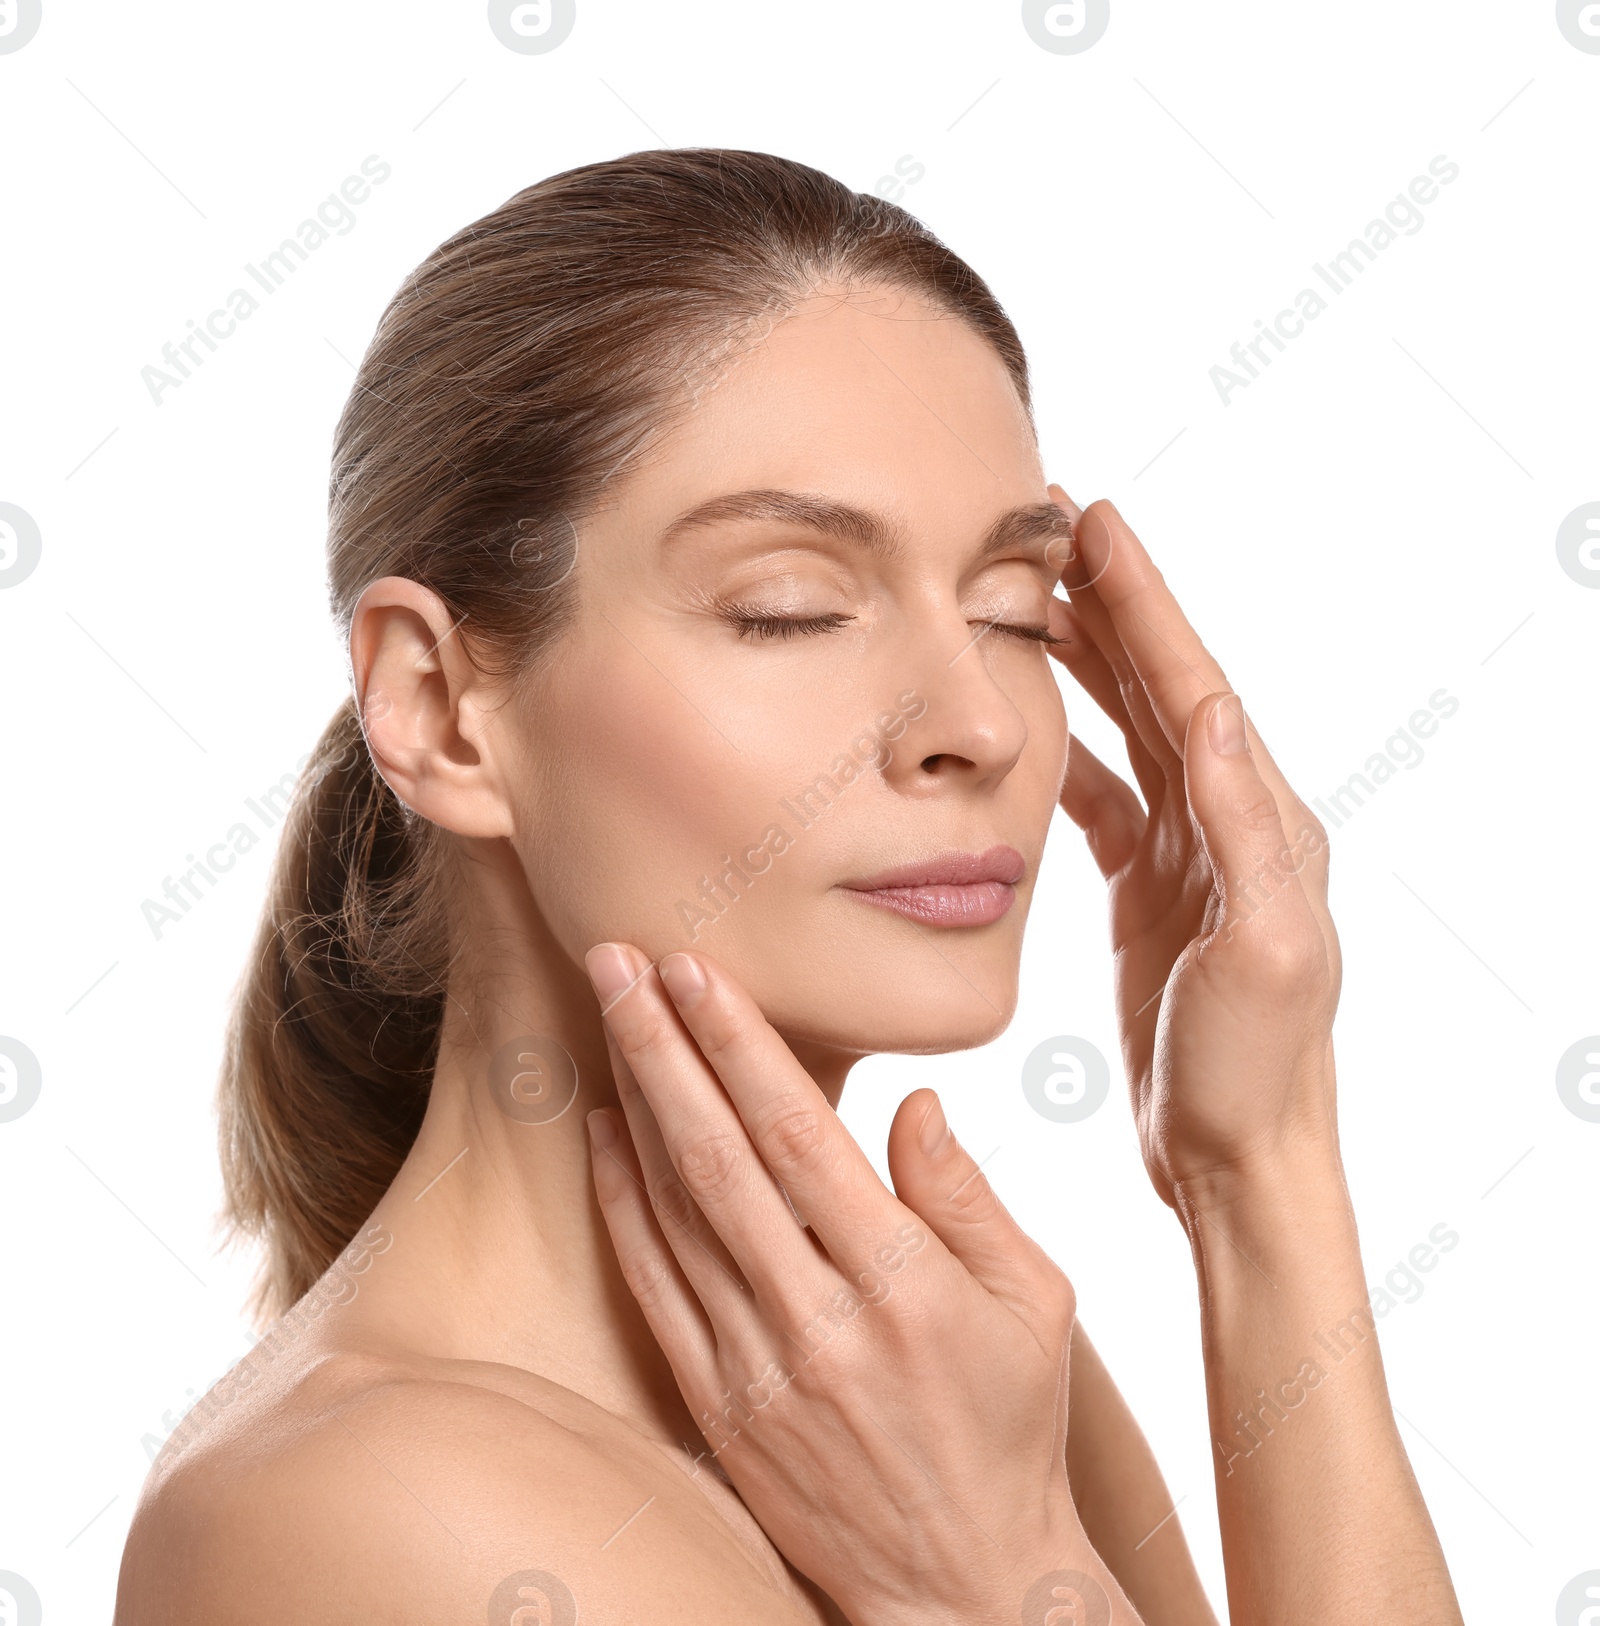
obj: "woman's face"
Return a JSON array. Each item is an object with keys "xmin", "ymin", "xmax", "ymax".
[{"xmin": 507, "ymin": 284, "xmax": 1071, "ymax": 1060}]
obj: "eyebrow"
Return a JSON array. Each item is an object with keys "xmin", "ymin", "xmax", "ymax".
[{"xmin": 656, "ymin": 488, "xmax": 1074, "ymax": 565}]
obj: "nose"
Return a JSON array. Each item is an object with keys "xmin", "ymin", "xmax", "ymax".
[{"xmin": 878, "ymin": 614, "xmax": 1032, "ymax": 795}]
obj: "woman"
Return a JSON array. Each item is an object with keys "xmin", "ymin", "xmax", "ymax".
[{"xmin": 114, "ymin": 148, "xmax": 1463, "ymax": 1624}]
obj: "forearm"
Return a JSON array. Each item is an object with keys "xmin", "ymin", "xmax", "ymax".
[
  {"xmin": 1176, "ymin": 1140, "xmax": 1461, "ymax": 1625},
  {"xmin": 1066, "ymin": 1323, "xmax": 1220, "ymax": 1625}
]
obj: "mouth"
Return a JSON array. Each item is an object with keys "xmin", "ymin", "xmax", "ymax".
[{"xmin": 838, "ymin": 844, "xmax": 1026, "ymax": 928}]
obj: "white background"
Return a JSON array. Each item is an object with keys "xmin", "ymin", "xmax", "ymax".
[{"xmin": 1, "ymin": 3, "xmax": 1596, "ymax": 1620}]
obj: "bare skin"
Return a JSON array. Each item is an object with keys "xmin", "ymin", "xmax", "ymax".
[{"xmin": 116, "ymin": 284, "xmax": 1458, "ymax": 1623}]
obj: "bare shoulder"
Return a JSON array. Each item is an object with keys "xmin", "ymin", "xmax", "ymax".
[{"xmin": 115, "ymin": 1344, "xmax": 828, "ymax": 1625}]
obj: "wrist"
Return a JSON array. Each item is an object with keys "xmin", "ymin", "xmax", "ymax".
[{"xmin": 854, "ymin": 1509, "xmax": 1123, "ymax": 1626}]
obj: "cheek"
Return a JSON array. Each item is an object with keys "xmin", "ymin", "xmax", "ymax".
[{"xmin": 511, "ymin": 646, "xmax": 833, "ymax": 958}]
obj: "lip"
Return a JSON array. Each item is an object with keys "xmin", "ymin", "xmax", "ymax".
[{"xmin": 839, "ymin": 845, "xmax": 1026, "ymax": 928}]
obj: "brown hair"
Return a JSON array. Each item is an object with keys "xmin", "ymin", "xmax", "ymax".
[{"xmin": 218, "ymin": 147, "xmax": 1034, "ymax": 1322}]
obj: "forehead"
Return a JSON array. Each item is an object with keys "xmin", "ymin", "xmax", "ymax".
[{"xmin": 599, "ymin": 285, "xmax": 1044, "ymax": 556}]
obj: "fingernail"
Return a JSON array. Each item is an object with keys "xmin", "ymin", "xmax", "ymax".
[
  {"xmin": 585, "ymin": 942, "xmax": 640, "ymax": 1008},
  {"xmin": 587, "ymin": 1109, "xmax": 617, "ymax": 1150},
  {"xmin": 658, "ymin": 952, "xmax": 707, "ymax": 1007},
  {"xmin": 919, "ymin": 1096, "xmax": 950, "ymax": 1156},
  {"xmin": 1208, "ymin": 694, "xmax": 1248, "ymax": 755}
]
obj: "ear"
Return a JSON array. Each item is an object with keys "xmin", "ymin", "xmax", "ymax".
[{"xmin": 348, "ymin": 576, "xmax": 516, "ymax": 840}]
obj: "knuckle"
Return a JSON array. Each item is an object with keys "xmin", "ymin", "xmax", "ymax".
[
  {"xmin": 649, "ymin": 1167, "xmax": 702, "ymax": 1233},
  {"xmin": 615, "ymin": 1008, "xmax": 676, "ymax": 1067},
  {"xmin": 945, "ymin": 1165, "xmax": 1001, "ymax": 1224},
  {"xmin": 619, "ymin": 1248, "xmax": 676, "ymax": 1314},
  {"xmin": 676, "ymin": 1131, "xmax": 744, "ymax": 1206},
  {"xmin": 1251, "ymin": 919, "xmax": 1328, "ymax": 990},
  {"xmin": 754, "ymin": 1101, "xmax": 829, "ymax": 1181}
]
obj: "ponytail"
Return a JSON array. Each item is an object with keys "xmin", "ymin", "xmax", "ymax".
[{"xmin": 217, "ymin": 698, "xmax": 447, "ymax": 1321}]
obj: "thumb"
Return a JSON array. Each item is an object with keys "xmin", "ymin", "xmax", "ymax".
[
  {"xmin": 1184, "ymin": 691, "xmax": 1317, "ymax": 958},
  {"xmin": 887, "ymin": 1089, "xmax": 1069, "ymax": 1326}
]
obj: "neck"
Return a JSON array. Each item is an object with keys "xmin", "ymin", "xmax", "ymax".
[{"xmin": 340, "ymin": 835, "xmax": 855, "ymax": 1458}]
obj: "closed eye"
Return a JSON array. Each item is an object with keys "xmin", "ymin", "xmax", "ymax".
[
  {"xmin": 976, "ymin": 620, "xmax": 1066, "ymax": 645},
  {"xmin": 719, "ymin": 604, "xmax": 858, "ymax": 640}
]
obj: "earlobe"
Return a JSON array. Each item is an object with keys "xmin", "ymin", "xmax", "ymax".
[{"xmin": 348, "ymin": 575, "xmax": 518, "ymax": 840}]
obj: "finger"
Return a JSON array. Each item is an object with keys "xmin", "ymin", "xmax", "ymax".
[
  {"xmin": 599, "ymin": 1018, "xmax": 770, "ymax": 1333},
  {"xmin": 589, "ymin": 943, "xmax": 841, "ymax": 1319},
  {"xmin": 1055, "ymin": 730, "xmax": 1148, "ymax": 879},
  {"xmin": 1046, "ymin": 596, "xmax": 1168, "ymax": 811},
  {"xmin": 1047, "ymin": 489, "xmax": 1184, "ymax": 792},
  {"xmin": 1183, "ymin": 694, "xmax": 1327, "ymax": 979},
  {"xmin": 885, "ymin": 1090, "xmax": 1071, "ymax": 1350},
  {"xmin": 1072, "ymin": 499, "xmax": 1232, "ymax": 760},
  {"xmin": 1074, "ymin": 499, "xmax": 1328, "ymax": 863},
  {"xmin": 653, "ymin": 948, "xmax": 921, "ymax": 1295},
  {"xmin": 586, "ymin": 1106, "xmax": 720, "ymax": 1394}
]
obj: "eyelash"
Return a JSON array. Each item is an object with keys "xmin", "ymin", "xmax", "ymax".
[{"xmin": 719, "ymin": 605, "xmax": 1059, "ymax": 645}]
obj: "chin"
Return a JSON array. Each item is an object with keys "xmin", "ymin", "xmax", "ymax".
[{"xmin": 771, "ymin": 971, "xmax": 1020, "ymax": 1060}]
